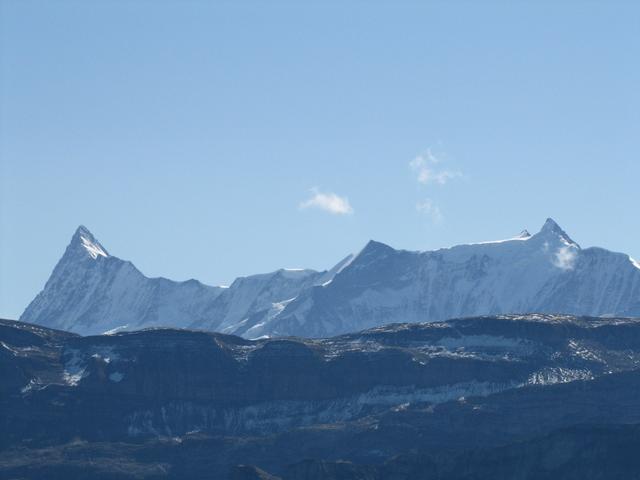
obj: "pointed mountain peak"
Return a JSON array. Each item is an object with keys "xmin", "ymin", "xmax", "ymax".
[
  {"xmin": 73, "ymin": 225, "xmax": 96, "ymax": 241},
  {"xmin": 540, "ymin": 217, "xmax": 561, "ymax": 232},
  {"xmin": 356, "ymin": 240, "xmax": 395, "ymax": 260},
  {"xmin": 69, "ymin": 225, "xmax": 109, "ymax": 260},
  {"xmin": 518, "ymin": 229, "xmax": 532, "ymax": 239},
  {"xmin": 537, "ymin": 218, "xmax": 578, "ymax": 247},
  {"xmin": 363, "ymin": 239, "xmax": 393, "ymax": 252}
]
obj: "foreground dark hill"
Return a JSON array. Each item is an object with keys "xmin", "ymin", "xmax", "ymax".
[
  {"xmin": 236, "ymin": 424, "xmax": 640, "ymax": 480},
  {"xmin": 3, "ymin": 314, "xmax": 640, "ymax": 478}
]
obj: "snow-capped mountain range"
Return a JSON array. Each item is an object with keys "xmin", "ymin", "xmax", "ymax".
[{"xmin": 21, "ymin": 219, "xmax": 640, "ymax": 337}]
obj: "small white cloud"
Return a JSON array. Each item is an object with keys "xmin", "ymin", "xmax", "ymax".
[
  {"xmin": 299, "ymin": 188, "xmax": 354, "ymax": 215},
  {"xmin": 409, "ymin": 149, "xmax": 461, "ymax": 185},
  {"xmin": 553, "ymin": 246, "xmax": 578, "ymax": 271},
  {"xmin": 416, "ymin": 199, "xmax": 443, "ymax": 223}
]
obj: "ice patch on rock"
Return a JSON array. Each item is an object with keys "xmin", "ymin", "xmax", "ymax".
[
  {"xmin": 62, "ymin": 349, "xmax": 88, "ymax": 386},
  {"xmin": 527, "ymin": 367, "xmax": 593, "ymax": 385},
  {"xmin": 104, "ymin": 325, "xmax": 129, "ymax": 335}
]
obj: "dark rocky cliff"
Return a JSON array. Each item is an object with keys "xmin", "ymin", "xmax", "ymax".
[{"xmin": 3, "ymin": 315, "xmax": 640, "ymax": 478}]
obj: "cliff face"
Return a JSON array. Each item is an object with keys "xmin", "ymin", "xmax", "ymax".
[{"xmin": 4, "ymin": 315, "xmax": 640, "ymax": 478}]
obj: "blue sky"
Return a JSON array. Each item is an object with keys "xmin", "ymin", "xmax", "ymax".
[{"xmin": 1, "ymin": 1, "xmax": 639, "ymax": 319}]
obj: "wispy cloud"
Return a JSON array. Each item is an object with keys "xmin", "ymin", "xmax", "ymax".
[
  {"xmin": 409, "ymin": 149, "xmax": 461, "ymax": 185},
  {"xmin": 299, "ymin": 188, "xmax": 354, "ymax": 215},
  {"xmin": 416, "ymin": 199, "xmax": 443, "ymax": 223},
  {"xmin": 553, "ymin": 246, "xmax": 578, "ymax": 270}
]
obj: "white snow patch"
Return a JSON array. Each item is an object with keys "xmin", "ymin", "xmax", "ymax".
[
  {"xmin": 317, "ymin": 253, "xmax": 356, "ymax": 288},
  {"xmin": 63, "ymin": 346, "xmax": 123, "ymax": 386},
  {"xmin": 62, "ymin": 349, "xmax": 88, "ymax": 386},
  {"xmin": 1, "ymin": 341, "xmax": 19, "ymax": 355},
  {"xmin": 469, "ymin": 235, "xmax": 533, "ymax": 246},
  {"xmin": 242, "ymin": 297, "xmax": 297, "ymax": 339},
  {"xmin": 245, "ymin": 322, "xmax": 266, "ymax": 335},
  {"xmin": 528, "ymin": 367, "xmax": 593, "ymax": 385},
  {"xmin": 103, "ymin": 325, "xmax": 129, "ymax": 335},
  {"xmin": 80, "ymin": 235, "xmax": 108, "ymax": 259},
  {"xmin": 567, "ymin": 340, "xmax": 605, "ymax": 363},
  {"xmin": 109, "ymin": 372, "xmax": 125, "ymax": 382},
  {"xmin": 269, "ymin": 297, "xmax": 295, "ymax": 317},
  {"xmin": 91, "ymin": 346, "xmax": 121, "ymax": 363},
  {"xmin": 21, "ymin": 378, "xmax": 42, "ymax": 393},
  {"xmin": 92, "ymin": 353, "xmax": 111, "ymax": 363}
]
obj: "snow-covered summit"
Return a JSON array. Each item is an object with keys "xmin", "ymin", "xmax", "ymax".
[
  {"xmin": 20, "ymin": 219, "xmax": 640, "ymax": 338},
  {"xmin": 72, "ymin": 225, "xmax": 109, "ymax": 259},
  {"xmin": 237, "ymin": 218, "xmax": 640, "ymax": 338},
  {"xmin": 20, "ymin": 226, "xmax": 344, "ymax": 335},
  {"xmin": 21, "ymin": 226, "xmax": 226, "ymax": 334},
  {"xmin": 536, "ymin": 217, "xmax": 579, "ymax": 247}
]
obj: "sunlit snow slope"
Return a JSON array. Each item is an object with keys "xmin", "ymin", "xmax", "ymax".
[
  {"xmin": 21, "ymin": 226, "xmax": 347, "ymax": 335},
  {"xmin": 249, "ymin": 219, "xmax": 640, "ymax": 337},
  {"xmin": 21, "ymin": 219, "xmax": 640, "ymax": 337}
]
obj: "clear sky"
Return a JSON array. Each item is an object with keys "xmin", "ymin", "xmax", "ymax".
[{"xmin": 1, "ymin": 1, "xmax": 639, "ymax": 319}]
